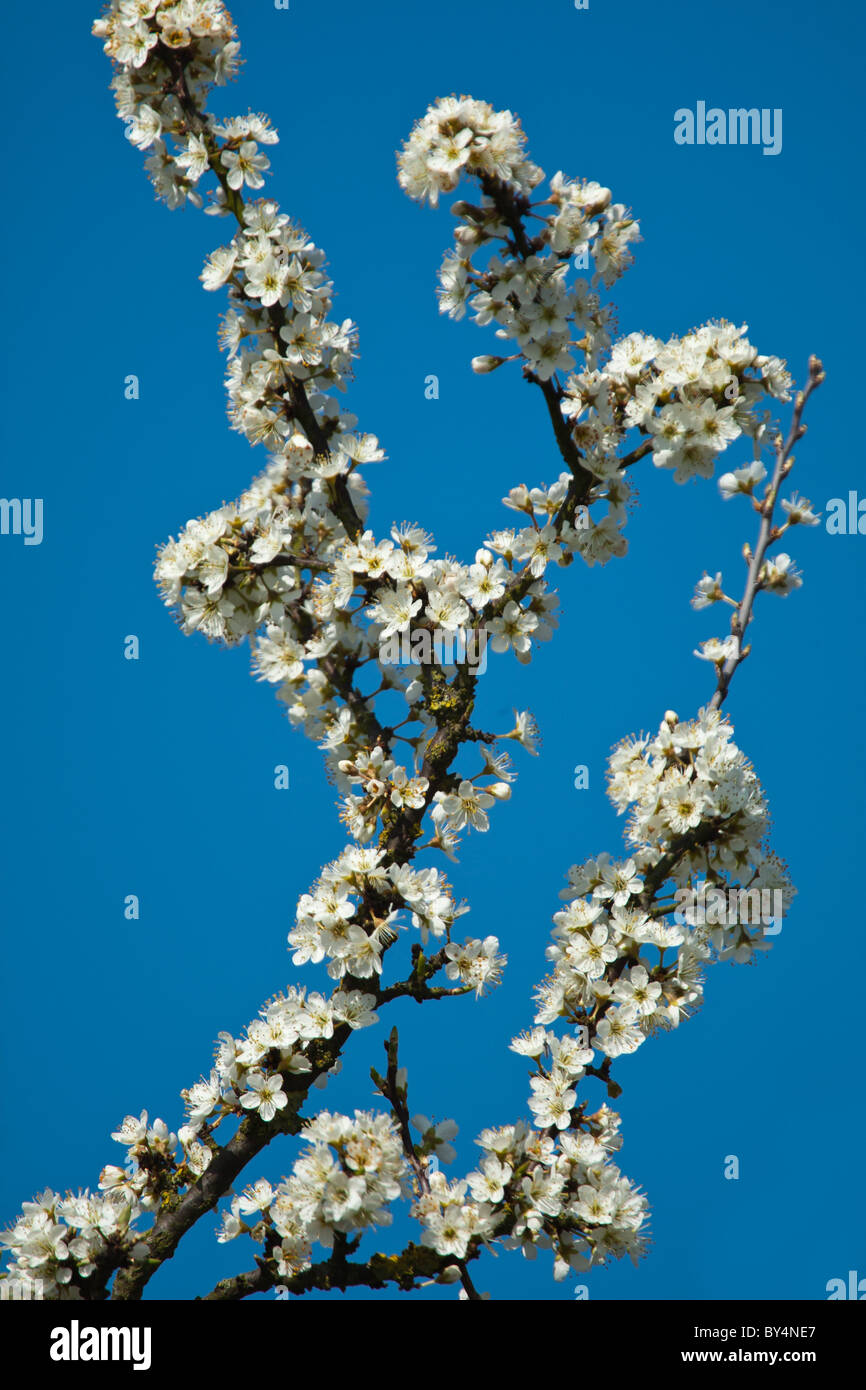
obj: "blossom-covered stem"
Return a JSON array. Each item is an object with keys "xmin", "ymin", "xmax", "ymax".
[
  {"xmin": 149, "ymin": 45, "xmax": 519, "ymax": 871},
  {"xmin": 710, "ymin": 355, "xmax": 825, "ymax": 709},
  {"xmin": 109, "ymin": 1062, "xmax": 324, "ymax": 1300},
  {"xmin": 145, "ymin": 43, "xmax": 524, "ymax": 880},
  {"xmin": 639, "ymin": 819, "xmax": 729, "ymax": 903},
  {"xmin": 106, "ymin": 923, "xmax": 489, "ymax": 1301},
  {"xmin": 102, "ymin": 916, "xmax": 484, "ymax": 1300},
  {"xmin": 0, "ymin": 3, "xmax": 817, "ymax": 1303},
  {"xmin": 477, "ymin": 173, "xmax": 595, "ymax": 499},
  {"xmin": 164, "ymin": 43, "xmax": 366, "ymax": 543},
  {"xmin": 106, "ymin": 961, "xmax": 465, "ymax": 1299}
]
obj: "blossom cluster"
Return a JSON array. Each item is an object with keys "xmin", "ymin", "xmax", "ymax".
[
  {"xmin": 93, "ymin": 0, "xmax": 241, "ymax": 209},
  {"xmin": 398, "ymin": 93, "xmax": 796, "ymax": 604},
  {"xmin": 218, "ymin": 1111, "xmax": 408, "ymax": 1279},
  {"xmin": 437, "ymin": 705, "xmax": 796, "ymax": 1286},
  {"xmin": 0, "ymin": 1188, "xmax": 139, "ymax": 1301},
  {"xmin": 287, "ymin": 843, "xmax": 505, "ymax": 992},
  {"xmin": 415, "ymin": 1110, "xmax": 647, "ymax": 1274},
  {"xmin": 0, "ymin": 968, "xmax": 380, "ymax": 1299},
  {"xmin": 575, "ymin": 320, "xmax": 793, "ymax": 484},
  {"xmin": 397, "ymin": 96, "xmax": 541, "ymax": 207},
  {"xmin": 99, "ymin": 12, "xmax": 796, "ymax": 850},
  {"xmin": 532, "ymin": 708, "xmax": 793, "ymax": 1067},
  {"xmin": 215, "ymin": 1093, "xmax": 648, "ymax": 1283},
  {"xmin": 0, "ymin": 0, "xmax": 812, "ymax": 1304},
  {"xmin": 100, "ymin": 6, "xmax": 599, "ymax": 855}
]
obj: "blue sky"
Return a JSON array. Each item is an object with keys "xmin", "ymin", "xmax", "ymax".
[{"xmin": 1, "ymin": 0, "xmax": 864, "ymax": 1300}]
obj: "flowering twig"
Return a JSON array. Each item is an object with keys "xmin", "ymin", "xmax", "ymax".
[
  {"xmin": 710, "ymin": 355, "xmax": 825, "ymax": 708},
  {"xmin": 0, "ymin": 2, "xmax": 823, "ymax": 1304}
]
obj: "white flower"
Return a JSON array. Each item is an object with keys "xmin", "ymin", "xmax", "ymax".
[
  {"xmin": 510, "ymin": 1027, "xmax": 549, "ymax": 1057},
  {"xmin": 513, "ymin": 524, "xmax": 560, "ymax": 577},
  {"xmin": 488, "ymin": 601, "xmax": 538, "ymax": 662},
  {"xmin": 661, "ymin": 777, "xmax": 708, "ymax": 832},
  {"xmin": 694, "ymin": 635, "xmax": 739, "ymax": 664},
  {"xmin": 371, "ymin": 586, "xmax": 422, "ymax": 637},
  {"xmin": 611, "ymin": 966, "xmax": 662, "ymax": 1017},
  {"xmin": 221, "ymin": 141, "xmax": 270, "ymax": 191},
  {"xmin": 437, "ymin": 780, "xmax": 495, "ymax": 832},
  {"xmin": 176, "ymin": 134, "xmax": 209, "ymax": 183},
  {"xmin": 718, "ymin": 461, "xmax": 766, "ymax": 499},
  {"xmin": 593, "ymin": 858, "xmax": 643, "ymax": 907},
  {"xmin": 444, "ymin": 936, "xmax": 506, "ymax": 995},
  {"xmin": 528, "ymin": 1077, "xmax": 576, "ymax": 1130},
  {"xmin": 498, "ymin": 710, "xmax": 540, "ymax": 754},
  {"xmin": 467, "ymin": 1157, "xmax": 512, "ymax": 1203},
  {"xmin": 389, "ymin": 767, "xmax": 429, "ymax": 809},
  {"xmin": 781, "ymin": 492, "xmax": 820, "ymax": 526},
  {"xmin": 183, "ymin": 1072, "xmax": 221, "ymax": 1124},
  {"xmin": 594, "ymin": 1008, "xmax": 645, "ymax": 1058},
  {"xmin": 691, "ymin": 572, "xmax": 724, "ymax": 610},
  {"xmin": 759, "ymin": 552, "xmax": 802, "ymax": 594},
  {"xmin": 425, "ymin": 588, "xmax": 470, "ymax": 632},
  {"xmin": 239, "ymin": 1072, "xmax": 288, "ymax": 1122}
]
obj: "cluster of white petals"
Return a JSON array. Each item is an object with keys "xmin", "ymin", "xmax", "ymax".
[
  {"xmin": 218, "ymin": 1111, "xmax": 408, "ymax": 1278},
  {"xmin": 414, "ymin": 1109, "xmax": 647, "ymax": 1275},
  {"xmin": 288, "ymin": 843, "xmax": 504, "ymax": 989},
  {"xmin": 0, "ymin": 0, "xmax": 815, "ymax": 1304},
  {"xmin": 0, "ymin": 1188, "xmax": 139, "ymax": 1300},
  {"xmin": 533, "ymin": 709, "xmax": 794, "ymax": 1056}
]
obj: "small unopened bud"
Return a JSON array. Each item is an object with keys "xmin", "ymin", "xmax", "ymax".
[
  {"xmin": 471, "ymin": 355, "xmax": 507, "ymax": 374},
  {"xmin": 503, "ymin": 483, "xmax": 532, "ymax": 510},
  {"xmin": 487, "ymin": 781, "xmax": 512, "ymax": 801},
  {"xmin": 585, "ymin": 186, "xmax": 612, "ymax": 214},
  {"xmin": 664, "ymin": 710, "xmax": 678, "ymax": 727},
  {"xmin": 439, "ymin": 1265, "xmax": 462, "ymax": 1284}
]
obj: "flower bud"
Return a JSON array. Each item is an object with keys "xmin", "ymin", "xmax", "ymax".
[
  {"xmin": 503, "ymin": 483, "xmax": 532, "ymax": 510},
  {"xmin": 471, "ymin": 355, "xmax": 507, "ymax": 374}
]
